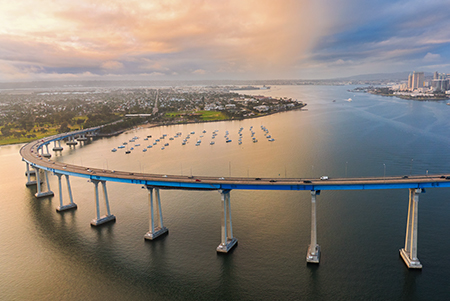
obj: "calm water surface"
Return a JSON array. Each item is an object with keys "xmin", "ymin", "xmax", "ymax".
[{"xmin": 2, "ymin": 85, "xmax": 450, "ymax": 300}]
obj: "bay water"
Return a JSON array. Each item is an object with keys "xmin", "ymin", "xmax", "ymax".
[{"xmin": 1, "ymin": 85, "xmax": 450, "ymax": 300}]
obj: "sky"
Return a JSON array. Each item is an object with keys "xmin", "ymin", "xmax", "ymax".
[{"xmin": 0, "ymin": 0, "xmax": 449, "ymax": 82}]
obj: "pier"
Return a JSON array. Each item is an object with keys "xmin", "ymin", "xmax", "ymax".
[{"xmin": 19, "ymin": 128, "xmax": 450, "ymax": 269}]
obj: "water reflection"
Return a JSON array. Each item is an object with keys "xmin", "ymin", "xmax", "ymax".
[{"xmin": 5, "ymin": 85, "xmax": 450, "ymax": 299}]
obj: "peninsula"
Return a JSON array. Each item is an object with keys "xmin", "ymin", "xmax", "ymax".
[{"xmin": 0, "ymin": 85, "xmax": 305, "ymax": 145}]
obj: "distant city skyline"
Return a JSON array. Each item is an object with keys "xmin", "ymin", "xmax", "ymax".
[{"xmin": 0, "ymin": 0, "xmax": 449, "ymax": 82}]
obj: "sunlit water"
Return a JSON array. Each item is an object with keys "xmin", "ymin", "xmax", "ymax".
[{"xmin": 2, "ymin": 85, "xmax": 450, "ymax": 300}]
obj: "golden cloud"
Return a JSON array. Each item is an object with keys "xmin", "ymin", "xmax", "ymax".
[{"xmin": 0, "ymin": 0, "xmax": 338, "ymax": 79}]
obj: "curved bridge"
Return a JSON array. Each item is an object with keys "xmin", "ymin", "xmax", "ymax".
[{"xmin": 20, "ymin": 128, "xmax": 450, "ymax": 269}]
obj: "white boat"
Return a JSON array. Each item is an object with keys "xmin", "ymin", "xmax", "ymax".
[
  {"xmin": 268, "ymin": 138, "xmax": 275, "ymax": 142},
  {"xmin": 347, "ymin": 98, "xmax": 352, "ymax": 102},
  {"xmin": 210, "ymin": 141, "xmax": 215, "ymax": 145},
  {"xmin": 118, "ymin": 145, "xmax": 125, "ymax": 149},
  {"xmin": 111, "ymin": 148, "xmax": 117, "ymax": 152},
  {"xmin": 142, "ymin": 149, "xmax": 147, "ymax": 152}
]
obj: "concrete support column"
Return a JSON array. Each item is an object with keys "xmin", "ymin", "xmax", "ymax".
[
  {"xmin": 90, "ymin": 180, "xmax": 115, "ymax": 226},
  {"xmin": 216, "ymin": 189, "xmax": 238, "ymax": 253},
  {"xmin": 34, "ymin": 167, "xmax": 54, "ymax": 198},
  {"xmin": 45, "ymin": 170, "xmax": 51, "ymax": 192},
  {"xmin": 25, "ymin": 162, "xmax": 37, "ymax": 186},
  {"xmin": 43, "ymin": 144, "xmax": 51, "ymax": 158},
  {"xmin": 77, "ymin": 134, "xmax": 87, "ymax": 142},
  {"xmin": 53, "ymin": 140, "xmax": 63, "ymax": 151},
  {"xmin": 36, "ymin": 167, "xmax": 41, "ymax": 195},
  {"xmin": 26, "ymin": 163, "xmax": 31, "ymax": 183},
  {"xmin": 101, "ymin": 181, "xmax": 111, "ymax": 216},
  {"xmin": 400, "ymin": 188, "xmax": 423, "ymax": 269},
  {"xmin": 144, "ymin": 187, "xmax": 168, "ymax": 240},
  {"xmin": 67, "ymin": 136, "xmax": 78, "ymax": 146},
  {"xmin": 306, "ymin": 190, "xmax": 320, "ymax": 263},
  {"xmin": 55, "ymin": 173, "xmax": 77, "ymax": 212}
]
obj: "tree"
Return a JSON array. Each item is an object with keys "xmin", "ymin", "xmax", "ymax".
[
  {"xmin": 58, "ymin": 122, "xmax": 70, "ymax": 133},
  {"xmin": 1, "ymin": 126, "xmax": 11, "ymax": 137},
  {"xmin": 13, "ymin": 131, "xmax": 22, "ymax": 140}
]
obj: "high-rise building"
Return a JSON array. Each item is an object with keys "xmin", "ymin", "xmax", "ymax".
[
  {"xmin": 409, "ymin": 71, "xmax": 424, "ymax": 90},
  {"xmin": 431, "ymin": 79, "xmax": 449, "ymax": 91},
  {"xmin": 434, "ymin": 71, "xmax": 439, "ymax": 80}
]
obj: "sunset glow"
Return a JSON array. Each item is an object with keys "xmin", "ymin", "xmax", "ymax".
[{"xmin": 0, "ymin": 0, "xmax": 449, "ymax": 81}]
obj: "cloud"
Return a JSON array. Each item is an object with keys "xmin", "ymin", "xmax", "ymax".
[
  {"xmin": 192, "ymin": 69, "xmax": 206, "ymax": 75},
  {"xmin": 0, "ymin": 0, "xmax": 449, "ymax": 81},
  {"xmin": 101, "ymin": 61, "xmax": 124, "ymax": 70},
  {"xmin": 0, "ymin": 0, "xmax": 340, "ymax": 80},
  {"xmin": 423, "ymin": 52, "xmax": 441, "ymax": 62}
]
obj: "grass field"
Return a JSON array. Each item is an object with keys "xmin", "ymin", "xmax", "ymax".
[
  {"xmin": 165, "ymin": 110, "xmax": 228, "ymax": 121},
  {"xmin": 0, "ymin": 125, "xmax": 82, "ymax": 146}
]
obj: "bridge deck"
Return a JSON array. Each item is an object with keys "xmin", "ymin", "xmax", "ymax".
[{"xmin": 20, "ymin": 132, "xmax": 450, "ymax": 191}]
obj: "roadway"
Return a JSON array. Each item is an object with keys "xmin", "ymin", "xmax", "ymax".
[{"xmin": 20, "ymin": 132, "xmax": 450, "ymax": 191}]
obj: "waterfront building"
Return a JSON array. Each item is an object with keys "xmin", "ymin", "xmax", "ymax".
[
  {"xmin": 431, "ymin": 78, "xmax": 449, "ymax": 92},
  {"xmin": 409, "ymin": 71, "xmax": 424, "ymax": 90}
]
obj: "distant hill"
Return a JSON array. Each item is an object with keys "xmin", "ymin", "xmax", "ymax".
[
  {"xmin": 0, "ymin": 72, "xmax": 437, "ymax": 90},
  {"xmin": 333, "ymin": 72, "xmax": 433, "ymax": 81}
]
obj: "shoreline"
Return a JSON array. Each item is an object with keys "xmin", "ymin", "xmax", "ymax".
[
  {"xmin": 3, "ymin": 104, "xmax": 307, "ymax": 146},
  {"xmin": 367, "ymin": 91, "xmax": 450, "ymax": 101},
  {"xmin": 122, "ymin": 104, "xmax": 306, "ymax": 134}
]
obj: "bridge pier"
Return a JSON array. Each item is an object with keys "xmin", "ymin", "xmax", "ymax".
[
  {"xmin": 77, "ymin": 134, "xmax": 87, "ymax": 142},
  {"xmin": 216, "ymin": 189, "xmax": 238, "ymax": 253},
  {"xmin": 34, "ymin": 167, "xmax": 54, "ymax": 198},
  {"xmin": 25, "ymin": 162, "xmax": 39, "ymax": 186},
  {"xmin": 53, "ymin": 140, "xmax": 63, "ymax": 151},
  {"xmin": 66, "ymin": 136, "xmax": 78, "ymax": 146},
  {"xmin": 42, "ymin": 144, "xmax": 51, "ymax": 158},
  {"xmin": 400, "ymin": 188, "xmax": 423, "ymax": 269},
  {"xmin": 144, "ymin": 187, "xmax": 168, "ymax": 240},
  {"xmin": 90, "ymin": 180, "xmax": 116, "ymax": 226},
  {"xmin": 306, "ymin": 190, "xmax": 320, "ymax": 263},
  {"xmin": 55, "ymin": 174, "xmax": 77, "ymax": 212}
]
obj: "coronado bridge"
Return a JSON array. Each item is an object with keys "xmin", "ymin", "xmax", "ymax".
[{"xmin": 20, "ymin": 127, "xmax": 450, "ymax": 269}]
